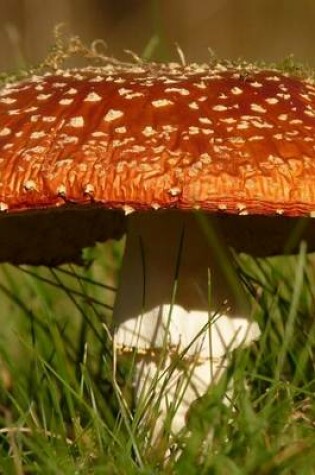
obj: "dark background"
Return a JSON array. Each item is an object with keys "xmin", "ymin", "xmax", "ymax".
[{"xmin": 0, "ymin": 0, "xmax": 315, "ymax": 70}]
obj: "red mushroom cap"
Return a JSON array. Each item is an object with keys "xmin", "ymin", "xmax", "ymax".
[
  {"xmin": 1, "ymin": 62, "xmax": 315, "ymax": 216},
  {"xmin": 1, "ymin": 61, "xmax": 315, "ymax": 263}
]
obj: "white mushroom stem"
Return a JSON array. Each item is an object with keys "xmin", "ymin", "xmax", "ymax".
[{"xmin": 113, "ymin": 212, "xmax": 260, "ymax": 439}]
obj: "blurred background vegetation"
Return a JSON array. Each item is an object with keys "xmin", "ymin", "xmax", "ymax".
[{"xmin": 1, "ymin": 0, "xmax": 315, "ymax": 71}]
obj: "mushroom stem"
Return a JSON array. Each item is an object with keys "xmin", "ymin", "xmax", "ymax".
[{"xmin": 113, "ymin": 211, "xmax": 260, "ymax": 439}]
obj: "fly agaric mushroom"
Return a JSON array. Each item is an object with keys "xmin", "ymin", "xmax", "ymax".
[{"xmin": 2, "ymin": 61, "xmax": 315, "ymax": 436}]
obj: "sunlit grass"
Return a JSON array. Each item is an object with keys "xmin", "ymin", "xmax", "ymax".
[{"xmin": 0, "ymin": 235, "xmax": 313, "ymax": 473}]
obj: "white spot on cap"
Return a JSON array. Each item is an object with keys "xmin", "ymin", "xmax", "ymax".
[
  {"xmin": 0, "ymin": 97, "xmax": 16, "ymax": 104},
  {"xmin": 278, "ymin": 114, "xmax": 288, "ymax": 121},
  {"xmin": 24, "ymin": 180, "xmax": 37, "ymax": 191},
  {"xmin": 165, "ymin": 87, "xmax": 190, "ymax": 96},
  {"xmin": 84, "ymin": 92, "xmax": 102, "ymax": 102},
  {"xmin": 142, "ymin": 126, "xmax": 156, "ymax": 137},
  {"xmin": 8, "ymin": 110, "xmax": 20, "ymax": 115},
  {"xmin": 250, "ymin": 81, "xmax": 263, "ymax": 88},
  {"xmin": 250, "ymin": 103, "xmax": 266, "ymax": 113},
  {"xmin": 188, "ymin": 126, "xmax": 200, "ymax": 135},
  {"xmin": 91, "ymin": 131, "xmax": 107, "ymax": 137},
  {"xmin": 212, "ymin": 105, "xmax": 227, "ymax": 111},
  {"xmin": 162, "ymin": 125, "xmax": 177, "ymax": 133},
  {"xmin": 304, "ymin": 109, "xmax": 315, "ymax": 118},
  {"xmin": 30, "ymin": 131, "xmax": 45, "ymax": 139},
  {"xmin": 104, "ymin": 109, "xmax": 124, "ymax": 122},
  {"xmin": 152, "ymin": 99, "xmax": 174, "ymax": 108},
  {"xmin": 231, "ymin": 136, "xmax": 247, "ymax": 145},
  {"xmin": 194, "ymin": 82, "xmax": 207, "ymax": 89},
  {"xmin": 89, "ymin": 75, "xmax": 104, "ymax": 83},
  {"xmin": 37, "ymin": 93, "xmax": 52, "ymax": 100},
  {"xmin": 265, "ymin": 97, "xmax": 279, "ymax": 104},
  {"xmin": 115, "ymin": 127, "xmax": 127, "ymax": 134},
  {"xmin": 188, "ymin": 102, "xmax": 199, "ymax": 110},
  {"xmin": 122, "ymin": 205, "xmax": 135, "ymax": 215},
  {"xmin": 153, "ymin": 145, "xmax": 165, "ymax": 154},
  {"xmin": 0, "ymin": 202, "xmax": 8, "ymax": 211},
  {"xmin": 237, "ymin": 121, "xmax": 249, "ymax": 130},
  {"xmin": 277, "ymin": 93, "xmax": 291, "ymax": 100},
  {"xmin": 66, "ymin": 88, "xmax": 78, "ymax": 95},
  {"xmin": 231, "ymin": 87, "xmax": 243, "ymax": 95},
  {"xmin": 268, "ymin": 155, "xmax": 284, "ymax": 164},
  {"xmin": 42, "ymin": 116, "xmax": 56, "ymax": 122},
  {"xmin": 202, "ymin": 128, "xmax": 213, "ymax": 135},
  {"xmin": 248, "ymin": 135, "xmax": 264, "ymax": 141},
  {"xmin": 118, "ymin": 88, "xmax": 132, "ymax": 96},
  {"xmin": 24, "ymin": 107, "xmax": 38, "ymax": 113},
  {"xmin": 220, "ymin": 117, "xmax": 236, "ymax": 124},
  {"xmin": 168, "ymin": 186, "xmax": 182, "ymax": 197},
  {"xmin": 236, "ymin": 203, "xmax": 247, "ymax": 211},
  {"xmin": 0, "ymin": 127, "xmax": 11, "ymax": 136},
  {"xmin": 266, "ymin": 76, "xmax": 281, "ymax": 82},
  {"xmin": 26, "ymin": 145, "xmax": 45, "ymax": 154},
  {"xmin": 300, "ymin": 93, "xmax": 311, "ymax": 102},
  {"xmin": 84, "ymin": 183, "xmax": 95, "ymax": 195},
  {"xmin": 130, "ymin": 145, "xmax": 146, "ymax": 153},
  {"xmin": 59, "ymin": 98, "xmax": 74, "ymax": 105},
  {"xmin": 198, "ymin": 117, "xmax": 212, "ymax": 125},
  {"xmin": 114, "ymin": 77, "xmax": 126, "ymax": 84},
  {"xmin": 57, "ymin": 184, "xmax": 67, "ymax": 196},
  {"xmin": 124, "ymin": 92, "xmax": 144, "ymax": 100},
  {"xmin": 69, "ymin": 116, "xmax": 84, "ymax": 128},
  {"xmin": 62, "ymin": 135, "xmax": 79, "ymax": 144},
  {"xmin": 200, "ymin": 153, "xmax": 212, "ymax": 164},
  {"xmin": 252, "ymin": 119, "xmax": 273, "ymax": 129}
]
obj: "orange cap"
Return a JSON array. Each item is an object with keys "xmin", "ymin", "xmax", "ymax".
[
  {"xmin": 1, "ymin": 63, "xmax": 315, "ymax": 216},
  {"xmin": 1, "ymin": 62, "xmax": 315, "ymax": 263}
]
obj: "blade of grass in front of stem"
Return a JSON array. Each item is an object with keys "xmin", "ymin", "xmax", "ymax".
[
  {"xmin": 194, "ymin": 212, "xmax": 249, "ymax": 313},
  {"xmin": 275, "ymin": 241, "xmax": 307, "ymax": 381}
]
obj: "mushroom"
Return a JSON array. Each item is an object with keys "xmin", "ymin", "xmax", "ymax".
[{"xmin": 1, "ymin": 61, "xmax": 315, "ymax": 437}]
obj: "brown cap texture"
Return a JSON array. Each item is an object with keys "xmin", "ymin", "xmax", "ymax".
[{"xmin": 1, "ymin": 61, "xmax": 315, "ymax": 262}]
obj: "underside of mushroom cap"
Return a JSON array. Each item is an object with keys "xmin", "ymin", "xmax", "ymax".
[
  {"xmin": 0, "ymin": 210, "xmax": 314, "ymax": 265},
  {"xmin": 2, "ymin": 61, "xmax": 315, "ymax": 262},
  {"xmin": 0, "ymin": 205, "xmax": 125, "ymax": 265}
]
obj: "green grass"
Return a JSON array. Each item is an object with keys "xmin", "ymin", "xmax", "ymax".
[{"xmin": 0, "ymin": 236, "xmax": 313, "ymax": 474}]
